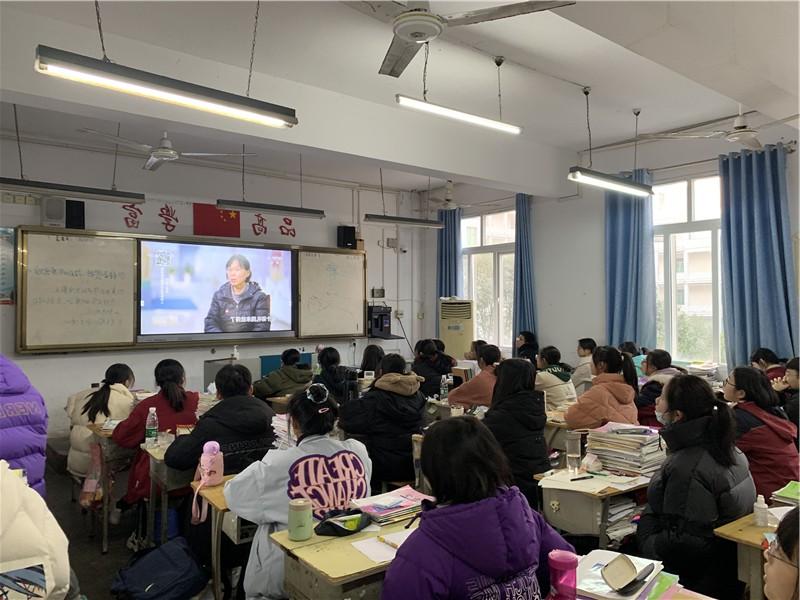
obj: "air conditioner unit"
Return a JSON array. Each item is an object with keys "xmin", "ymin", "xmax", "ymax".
[{"xmin": 438, "ymin": 299, "xmax": 474, "ymax": 359}]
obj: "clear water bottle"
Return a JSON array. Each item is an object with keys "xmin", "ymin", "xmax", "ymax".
[
  {"xmin": 145, "ymin": 407, "xmax": 159, "ymax": 448},
  {"xmin": 440, "ymin": 375, "xmax": 449, "ymax": 402}
]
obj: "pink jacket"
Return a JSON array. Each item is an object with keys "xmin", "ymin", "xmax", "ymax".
[
  {"xmin": 565, "ymin": 373, "xmax": 638, "ymax": 429},
  {"xmin": 448, "ymin": 366, "xmax": 496, "ymax": 408}
]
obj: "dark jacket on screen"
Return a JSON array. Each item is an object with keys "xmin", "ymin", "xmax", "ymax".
[{"xmin": 204, "ymin": 281, "xmax": 270, "ymax": 333}]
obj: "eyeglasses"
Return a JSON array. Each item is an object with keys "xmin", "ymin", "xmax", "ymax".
[
  {"xmin": 723, "ymin": 377, "xmax": 737, "ymax": 388},
  {"xmin": 766, "ymin": 538, "xmax": 798, "ymax": 569}
]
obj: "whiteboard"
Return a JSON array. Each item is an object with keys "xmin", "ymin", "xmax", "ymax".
[
  {"xmin": 298, "ymin": 251, "xmax": 365, "ymax": 337},
  {"xmin": 19, "ymin": 231, "xmax": 136, "ymax": 351}
]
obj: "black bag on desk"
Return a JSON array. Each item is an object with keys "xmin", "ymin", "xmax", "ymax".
[
  {"xmin": 313, "ymin": 508, "xmax": 371, "ymax": 537},
  {"xmin": 111, "ymin": 536, "xmax": 208, "ymax": 600}
]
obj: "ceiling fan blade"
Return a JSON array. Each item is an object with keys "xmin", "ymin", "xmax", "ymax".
[
  {"xmin": 181, "ymin": 152, "xmax": 258, "ymax": 157},
  {"xmin": 143, "ymin": 156, "xmax": 166, "ymax": 171},
  {"xmin": 379, "ymin": 34, "xmax": 423, "ymax": 77},
  {"xmin": 638, "ymin": 131, "xmax": 728, "ymax": 140},
  {"xmin": 441, "ymin": 0, "xmax": 575, "ymax": 27},
  {"xmin": 739, "ymin": 137, "xmax": 763, "ymax": 150},
  {"xmin": 77, "ymin": 128, "xmax": 153, "ymax": 152},
  {"xmin": 755, "ymin": 114, "xmax": 799, "ymax": 131},
  {"xmin": 406, "ymin": 0, "xmax": 430, "ymax": 9}
]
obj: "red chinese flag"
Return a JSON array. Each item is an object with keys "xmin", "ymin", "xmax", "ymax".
[{"xmin": 193, "ymin": 204, "xmax": 240, "ymax": 238}]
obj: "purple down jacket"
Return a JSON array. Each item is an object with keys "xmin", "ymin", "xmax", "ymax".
[
  {"xmin": 0, "ymin": 355, "xmax": 48, "ymax": 496},
  {"xmin": 382, "ymin": 487, "xmax": 573, "ymax": 600}
]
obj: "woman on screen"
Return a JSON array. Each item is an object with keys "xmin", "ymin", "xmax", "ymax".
[{"xmin": 204, "ymin": 254, "xmax": 271, "ymax": 333}]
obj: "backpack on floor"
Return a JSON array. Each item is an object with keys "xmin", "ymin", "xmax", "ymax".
[{"xmin": 110, "ymin": 537, "xmax": 208, "ymax": 600}]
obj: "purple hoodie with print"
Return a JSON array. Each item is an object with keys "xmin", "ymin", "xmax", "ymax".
[
  {"xmin": 382, "ymin": 487, "xmax": 573, "ymax": 600},
  {"xmin": 0, "ymin": 355, "xmax": 48, "ymax": 496}
]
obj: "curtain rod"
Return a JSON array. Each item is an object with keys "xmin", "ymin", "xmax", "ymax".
[{"xmin": 648, "ymin": 140, "xmax": 796, "ymax": 172}]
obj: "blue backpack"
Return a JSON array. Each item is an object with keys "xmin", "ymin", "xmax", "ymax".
[{"xmin": 111, "ymin": 537, "xmax": 208, "ymax": 599}]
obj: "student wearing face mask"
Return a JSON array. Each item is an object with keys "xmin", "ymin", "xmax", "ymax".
[{"xmin": 764, "ymin": 507, "xmax": 799, "ymax": 600}]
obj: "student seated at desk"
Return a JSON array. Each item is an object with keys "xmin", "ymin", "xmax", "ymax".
[
  {"xmin": 482, "ymin": 359, "xmax": 550, "ymax": 507},
  {"xmin": 339, "ymin": 354, "xmax": 426, "ymax": 487},
  {"xmin": 66, "ymin": 363, "xmax": 135, "ymax": 478},
  {"xmin": 224, "ymin": 384, "xmax": 371, "ymax": 599},
  {"xmin": 565, "ymin": 346, "xmax": 638, "ymax": 430},
  {"xmin": 535, "ymin": 346, "xmax": 577, "ymax": 412},
  {"xmin": 359, "ymin": 344, "xmax": 385, "ymax": 374},
  {"xmin": 412, "ymin": 339, "xmax": 453, "ymax": 398},
  {"xmin": 447, "ymin": 344, "xmax": 500, "ymax": 409},
  {"xmin": 515, "ymin": 330, "xmax": 539, "ymax": 361},
  {"xmin": 637, "ymin": 375, "xmax": 755, "ymax": 599},
  {"xmin": 464, "ymin": 339, "xmax": 487, "ymax": 361},
  {"xmin": 382, "ymin": 416, "xmax": 573, "ymax": 600},
  {"xmin": 432, "ymin": 338, "xmax": 458, "ymax": 372},
  {"xmin": 312, "ymin": 347, "xmax": 353, "ymax": 403},
  {"xmin": 619, "ymin": 341, "xmax": 646, "ymax": 377},
  {"xmin": 750, "ymin": 347, "xmax": 786, "ymax": 382},
  {"xmin": 253, "ymin": 348, "xmax": 312, "ymax": 400},
  {"xmin": 571, "ymin": 337, "xmax": 596, "ymax": 395},
  {"xmin": 723, "ymin": 366, "xmax": 799, "ymax": 499},
  {"xmin": 764, "ymin": 506, "xmax": 799, "ymax": 600},
  {"xmin": 773, "ymin": 356, "xmax": 799, "ymax": 426},
  {"xmin": 113, "ymin": 359, "xmax": 199, "ymax": 505},
  {"xmin": 637, "ymin": 349, "xmax": 682, "ymax": 428}
]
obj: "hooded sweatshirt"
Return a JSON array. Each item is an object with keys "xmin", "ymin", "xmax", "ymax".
[
  {"xmin": 253, "ymin": 364, "xmax": 312, "ymax": 399},
  {"xmin": 733, "ymin": 401, "xmax": 799, "ymax": 498},
  {"xmin": 447, "ymin": 365, "xmax": 496, "ymax": 408},
  {"xmin": 637, "ymin": 367, "xmax": 682, "ymax": 428},
  {"xmin": 565, "ymin": 373, "xmax": 638, "ymax": 430},
  {"xmin": 382, "ymin": 487, "xmax": 573, "ymax": 600},
  {"xmin": 0, "ymin": 356, "xmax": 47, "ymax": 496},
  {"xmin": 339, "ymin": 372, "xmax": 426, "ymax": 483},
  {"xmin": 535, "ymin": 366, "xmax": 577, "ymax": 412}
]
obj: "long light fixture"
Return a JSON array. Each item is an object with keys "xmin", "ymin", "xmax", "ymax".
[
  {"xmin": 0, "ymin": 177, "xmax": 145, "ymax": 204},
  {"xmin": 363, "ymin": 213, "xmax": 444, "ymax": 229},
  {"xmin": 35, "ymin": 45, "xmax": 298, "ymax": 129},
  {"xmin": 396, "ymin": 95, "xmax": 521, "ymax": 135},
  {"xmin": 567, "ymin": 167, "xmax": 652, "ymax": 198},
  {"xmin": 217, "ymin": 199, "xmax": 325, "ymax": 219}
]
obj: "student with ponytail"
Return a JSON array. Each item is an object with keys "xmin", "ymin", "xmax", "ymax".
[
  {"xmin": 113, "ymin": 359, "xmax": 200, "ymax": 504},
  {"xmin": 225, "ymin": 383, "xmax": 372, "ymax": 599},
  {"xmin": 638, "ymin": 375, "xmax": 755, "ymax": 598},
  {"xmin": 66, "ymin": 363, "xmax": 135, "ymax": 477},
  {"xmin": 564, "ymin": 346, "xmax": 638, "ymax": 429}
]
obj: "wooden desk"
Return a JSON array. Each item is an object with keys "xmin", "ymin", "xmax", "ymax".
[
  {"xmin": 544, "ymin": 412, "xmax": 569, "ymax": 454},
  {"xmin": 714, "ymin": 513, "xmax": 774, "ymax": 600},
  {"xmin": 271, "ymin": 519, "xmax": 419, "ymax": 599},
  {"xmin": 192, "ymin": 475, "xmax": 235, "ymax": 600},
  {"xmin": 142, "ymin": 444, "xmax": 194, "ymax": 548}
]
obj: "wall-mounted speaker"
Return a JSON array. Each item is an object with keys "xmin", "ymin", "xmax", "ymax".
[
  {"xmin": 337, "ymin": 225, "xmax": 356, "ymax": 249},
  {"xmin": 40, "ymin": 196, "xmax": 85, "ymax": 229}
]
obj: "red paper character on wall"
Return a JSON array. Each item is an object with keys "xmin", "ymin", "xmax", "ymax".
[
  {"xmin": 251, "ymin": 213, "xmax": 268, "ymax": 236},
  {"xmin": 159, "ymin": 203, "xmax": 179, "ymax": 232},
  {"xmin": 121, "ymin": 203, "xmax": 143, "ymax": 229},
  {"xmin": 279, "ymin": 217, "xmax": 296, "ymax": 237}
]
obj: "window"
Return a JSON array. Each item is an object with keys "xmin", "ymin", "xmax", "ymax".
[
  {"xmin": 461, "ymin": 210, "xmax": 515, "ymax": 350},
  {"xmin": 652, "ymin": 176, "xmax": 723, "ymax": 363}
]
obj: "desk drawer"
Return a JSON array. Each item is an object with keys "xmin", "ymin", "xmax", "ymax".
[
  {"xmin": 284, "ymin": 553, "xmax": 384, "ymax": 600},
  {"xmin": 542, "ymin": 488, "xmax": 602, "ymax": 535}
]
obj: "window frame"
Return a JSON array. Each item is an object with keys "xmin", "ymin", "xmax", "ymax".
[{"xmin": 653, "ymin": 171, "xmax": 723, "ymax": 364}]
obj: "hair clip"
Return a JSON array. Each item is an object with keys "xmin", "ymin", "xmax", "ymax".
[
  {"xmin": 306, "ymin": 384, "xmax": 329, "ymax": 404},
  {"xmin": 318, "ymin": 407, "xmax": 330, "ymax": 414},
  {"xmin": 712, "ymin": 404, "xmax": 719, "ymax": 412}
]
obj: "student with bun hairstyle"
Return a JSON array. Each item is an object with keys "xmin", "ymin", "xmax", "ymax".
[
  {"xmin": 565, "ymin": 346, "xmax": 638, "ymax": 429},
  {"xmin": 571, "ymin": 337, "xmax": 597, "ymax": 394},
  {"xmin": 637, "ymin": 349, "xmax": 682, "ymax": 428},
  {"xmin": 113, "ymin": 359, "xmax": 199, "ymax": 504},
  {"xmin": 638, "ymin": 375, "xmax": 755, "ymax": 598},
  {"xmin": 723, "ymin": 366, "xmax": 799, "ymax": 498},
  {"xmin": 66, "ymin": 363, "xmax": 135, "ymax": 478},
  {"xmin": 447, "ymin": 344, "xmax": 500, "ymax": 409},
  {"xmin": 382, "ymin": 417, "xmax": 572, "ymax": 600},
  {"xmin": 535, "ymin": 345, "xmax": 577, "ymax": 412},
  {"xmin": 225, "ymin": 383, "xmax": 371, "ymax": 599},
  {"xmin": 750, "ymin": 347, "xmax": 786, "ymax": 382},
  {"xmin": 253, "ymin": 348, "xmax": 312, "ymax": 399}
]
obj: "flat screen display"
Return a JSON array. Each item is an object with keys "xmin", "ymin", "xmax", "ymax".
[{"xmin": 139, "ymin": 240, "xmax": 293, "ymax": 337}]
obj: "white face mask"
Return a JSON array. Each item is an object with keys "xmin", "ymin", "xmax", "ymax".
[{"xmin": 656, "ymin": 410, "xmax": 673, "ymax": 426}]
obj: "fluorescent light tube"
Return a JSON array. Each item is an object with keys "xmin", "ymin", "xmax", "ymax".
[
  {"xmin": 35, "ymin": 46, "xmax": 298, "ymax": 129},
  {"xmin": 396, "ymin": 95, "xmax": 521, "ymax": 135},
  {"xmin": 363, "ymin": 213, "xmax": 444, "ymax": 229},
  {"xmin": 0, "ymin": 177, "xmax": 145, "ymax": 204},
  {"xmin": 217, "ymin": 199, "xmax": 325, "ymax": 219},
  {"xmin": 567, "ymin": 166, "xmax": 653, "ymax": 197}
]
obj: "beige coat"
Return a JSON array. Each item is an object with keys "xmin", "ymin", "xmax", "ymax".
[
  {"xmin": 66, "ymin": 384, "xmax": 134, "ymax": 477},
  {"xmin": 535, "ymin": 370, "xmax": 577, "ymax": 412},
  {"xmin": 0, "ymin": 460, "xmax": 70, "ymax": 600},
  {"xmin": 565, "ymin": 373, "xmax": 638, "ymax": 430},
  {"xmin": 571, "ymin": 355, "xmax": 594, "ymax": 395}
]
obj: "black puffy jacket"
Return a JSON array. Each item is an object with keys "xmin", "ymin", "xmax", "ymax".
[
  {"xmin": 412, "ymin": 358, "xmax": 451, "ymax": 398},
  {"xmin": 482, "ymin": 390, "xmax": 550, "ymax": 506},
  {"xmin": 339, "ymin": 373, "xmax": 426, "ymax": 484},
  {"xmin": 204, "ymin": 281, "xmax": 270, "ymax": 333},
  {"xmin": 636, "ymin": 416, "xmax": 756, "ymax": 598}
]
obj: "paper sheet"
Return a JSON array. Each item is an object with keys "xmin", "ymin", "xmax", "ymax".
[{"xmin": 351, "ymin": 530, "xmax": 414, "ymax": 563}]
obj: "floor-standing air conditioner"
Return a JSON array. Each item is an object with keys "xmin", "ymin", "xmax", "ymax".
[{"xmin": 438, "ymin": 299, "xmax": 474, "ymax": 359}]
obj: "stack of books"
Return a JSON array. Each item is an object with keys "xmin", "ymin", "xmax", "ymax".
[
  {"xmin": 350, "ymin": 485, "xmax": 433, "ymax": 525},
  {"xmin": 686, "ymin": 362, "xmax": 719, "ymax": 386},
  {"xmin": 271, "ymin": 414, "xmax": 293, "ymax": 450},
  {"xmin": 604, "ymin": 497, "xmax": 640, "ymax": 543},
  {"xmin": 771, "ymin": 481, "xmax": 800, "ymax": 507},
  {"xmin": 586, "ymin": 423, "xmax": 666, "ymax": 477}
]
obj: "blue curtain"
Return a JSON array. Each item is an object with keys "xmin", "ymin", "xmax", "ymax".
[
  {"xmin": 436, "ymin": 208, "xmax": 462, "ymax": 298},
  {"xmin": 512, "ymin": 194, "xmax": 537, "ymax": 341},
  {"xmin": 720, "ymin": 143, "xmax": 798, "ymax": 367},
  {"xmin": 605, "ymin": 169, "xmax": 656, "ymax": 349}
]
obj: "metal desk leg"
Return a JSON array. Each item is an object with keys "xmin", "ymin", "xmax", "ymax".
[
  {"xmin": 738, "ymin": 544, "xmax": 764, "ymax": 600},
  {"xmin": 160, "ymin": 484, "xmax": 169, "ymax": 545},
  {"xmin": 211, "ymin": 508, "xmax": 223, "ymax": 600},
  {"xmin": 598, "ymin": 496, "xmax": 610, "ymax": 550},
  {"xmin": 101, "ymin": 452, "xmax": 110, "ymax": 554},
  {"xmin": 147, "ymin": 478, "xmax": 157, "ymax": 548}
]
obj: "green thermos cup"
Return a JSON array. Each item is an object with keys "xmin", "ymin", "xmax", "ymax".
[{"xmin": 288, "ymin": 498, "xmax": 313, "ymax": 541}]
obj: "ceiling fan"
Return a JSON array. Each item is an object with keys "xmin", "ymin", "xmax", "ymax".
[
  {"xmin": 638, "ymin": 107, "xmax": 799, "ymax": 150},
  {"xmin": 78, "ymin": 128, "xmax": 256, "ymax": 171},
  {"xmin": 355, "ymin": 1, "xmax": 575, "ymax": 78}
]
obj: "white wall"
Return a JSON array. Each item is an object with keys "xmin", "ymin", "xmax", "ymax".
[{"xmin": 0, "ymin": 139, "xmax": 433, "ymax": 437}]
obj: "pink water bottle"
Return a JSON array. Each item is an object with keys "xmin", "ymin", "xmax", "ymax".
[{"xmin": 546, "ymin": 549, "xmax": 579, "ymax": 600}]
